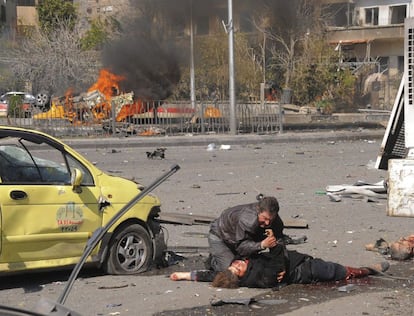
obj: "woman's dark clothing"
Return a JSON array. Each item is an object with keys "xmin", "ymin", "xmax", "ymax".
[
  {"xmin": 192, "ymin": 246, "xmax": 347, "ymax": 288},
  {"xmin": 287, "ymin": 251, "xmax": 346, "ymax": 284},
  {"xmin": 238, "ymin": 244, "xmax": 287, "ymax": 288},
  {"xmin": 208, "ymin": 202, "xmax": 285, "ymax": 271}
]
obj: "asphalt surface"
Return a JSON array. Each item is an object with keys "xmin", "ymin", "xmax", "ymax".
[
  {"xmin": 4, "ymin": 126, "xmax": 413, "ymax": 316},
  {"xmin": 62, "ymin": 127, "xmax": 386, "ymax": 149}
]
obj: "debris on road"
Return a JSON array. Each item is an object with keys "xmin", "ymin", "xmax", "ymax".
[
  {"xmin": 146, "ymin": 147, "xmax": 166, "ymax": 159},
  {"xmin": 337, "ymin": 284, "xmax": 356, "ymax": 293},
  {"xmin": 158, "ymin": 212, "xmax": 309, "ymax": 229},
  {"xmin": 325, "ymin": 180, "xmax": 387, "ymax": 202}
]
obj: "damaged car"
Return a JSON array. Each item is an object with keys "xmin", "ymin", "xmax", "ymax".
[{"xmin": 0, "ymin": 125, "xmax": 166, "ymax": 275}]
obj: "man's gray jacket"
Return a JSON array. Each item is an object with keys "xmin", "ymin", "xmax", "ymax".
[{"xmin": 210, "ymin": 202, "xmax": 284, "ymax": 257}]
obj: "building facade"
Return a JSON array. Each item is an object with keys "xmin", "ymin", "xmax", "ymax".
[
  {"xmin": 1, "ymin": 0, "xmax": 410, "ymax": 109},
  {"xmin": 322, "ymin": 1, "xmax": 411, "ymax": 108}
]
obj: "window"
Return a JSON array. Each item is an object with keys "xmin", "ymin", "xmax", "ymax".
[
  {"xmin": 0, "ymin": 137, "xmax": 93, "ymax": 185},
  {"xmin": 322, "ymin": 3, "xmax": 355, "ymax": 27},
  {"xmin": 0, "ymin": 144, "xmax": 70, "ymax": 184},
  {"xmin": 67, "ymin": 155, "xmax": 94, "ymax": 185},
  {"xmin": 365, "ymin": 7, "xmax": 379, "ymax": 26},
  {"xmin": 390, "ymin": 5, "xmax": 406, "ymax": 24}
]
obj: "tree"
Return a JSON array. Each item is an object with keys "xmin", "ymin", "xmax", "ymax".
[
  {"xmin": 81, "ymin": 18, "xmax": 113, "ymax": 51},
  {"xmin": 37, "ymin": 0, "xmax": 77, "ymax": 34},
  {"xmin": 10, "ymin": 20, "xmax": 100, "ymax": 96},
  {"xmin": 170, "ymin": 33, "xmax": 262, "ymax": 102},
  {"xmin": 253, "ymin": 0, "xmax": 322, "ymax": 90}
]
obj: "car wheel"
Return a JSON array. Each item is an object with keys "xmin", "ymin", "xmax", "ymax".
[
  {"xmin": 104, "ymin": 224, "xmax": 153, "ymax": 275},
  {"xmin": 35, "ymin": 93, "xmax": 49, "ymax": 109}
]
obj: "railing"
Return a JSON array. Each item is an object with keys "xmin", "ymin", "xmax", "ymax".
[{"xmin": 0, "ymin": 100, "xmax": 282, "ymax": 138}]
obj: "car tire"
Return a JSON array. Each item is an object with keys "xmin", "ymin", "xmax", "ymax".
[
  {"xmin": 35, "ymin": 93, "xmax": 49, "ymax": 109},
  {"xmin": 104, "ymin": 224, "xmax": 153, "ymax": 275}
]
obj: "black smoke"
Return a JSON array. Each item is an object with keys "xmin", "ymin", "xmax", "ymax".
[
  {"xmin": 101, "ymin": 0, "xmax": 220, "ymax": 100},
  {"xmin": 102, "ymin": 17, "xmax": 182, "ymax": 100},
  {"xmin": 101, "ymin": 0, "xmax": 291, "ymax": 100}
]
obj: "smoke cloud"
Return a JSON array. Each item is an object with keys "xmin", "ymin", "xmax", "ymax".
[
  {"xmin": 102, "ymin": 17, "xmax": 181, "ymax": 100},
  {"xmin": 101, "ymin": 0, "xmax": 222, "ymax": 100}
]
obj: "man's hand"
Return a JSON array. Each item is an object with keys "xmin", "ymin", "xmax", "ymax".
[
  {"xmin": 261, "ymin": 235, "xmax": 277, "ymax": 249},
  {"xmin": 277, "ymin": 270, "xmax": 286, "ymax": 282}
]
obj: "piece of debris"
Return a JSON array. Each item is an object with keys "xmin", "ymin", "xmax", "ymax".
[
  {"xmin": 182, "ymin": 232, "xmax": 209, "ymax": 238},
  {"xmin": 207, "ymin": 143, "xmax": 216, "ymax": 151},
  {"xmin": 98, "ymin": 284, "xmax": 128, "ymax": 290},
  {"xmin": 283, "ymin": 235, "xmax": 307, "ymax": 245},
  {"xmin": 219, "ymin": 144, "xmax": 231, "ymax": 150},
  {"xmin": 337, "ymin": 284, "xmax": 356, "ymax": 293},
  {"xmin": 365, "ymin": 238, "xmax": 390, "ymax": 255},
  {"xmin": 211, "ymin": 298, "xmax": 253, "ymax": 306},
  {"xmin": 327, "ymin": 192, "xmax": 341, "ymax": 202},
  {"xmin": 158, "ymin": 212, "xmax": 309, "ymax": 229},
  {"xmin": 106, "ymin": 303, "xmax": 122, "ymax": 308},
  {"xmin": 146, "ymin": 148, "xmax": 166, "ymax": 159},
  {"xmin": 325, "ymin": 180, "xmax": 387, "ymax": 202}
]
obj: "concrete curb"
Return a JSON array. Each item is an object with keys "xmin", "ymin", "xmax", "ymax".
[{"xmin": 62, "ymin": 128, "xmax": 386, "ymax": 149}]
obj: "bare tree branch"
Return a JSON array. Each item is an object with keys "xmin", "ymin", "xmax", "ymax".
[{"xmin": 10, "ymin": 19, "xmax": 100, "ymax": 96}]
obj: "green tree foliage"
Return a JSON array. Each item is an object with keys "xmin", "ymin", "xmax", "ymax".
[
  {"xmin": 171, "ymin": 34, "xmax": 262, "ymax": 101},
  {"xmin": 37, "ymin": 0, "xmax": 77, "ymax": 34},
  {"xmin": 81, "ymin": 19, "xmax": 110, "ymax": 51},
  {"xmin": 7, "ymin": 94, "xmax": 24, "ymax": 118},
  {"xmin": 290, "ymin": 36, "xmax": 356, "ymax": 111}
]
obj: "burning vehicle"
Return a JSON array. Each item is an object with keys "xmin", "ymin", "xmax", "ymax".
[
  {"xmin": 32, "ymin": 69, "xmax": 197, "ymax": 129},
  {"xmin": 33, "ymin": 69, "xmax": 146, "ymax": 124}
]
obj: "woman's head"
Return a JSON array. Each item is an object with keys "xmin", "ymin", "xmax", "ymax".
[
  {"xmin": 211, "ymin": 270, "xmax": 239, "ymax": 288},
  {"xmin": 211, "ymin": 259, "xmax": 250, "ymax": 288},
  {"xmin": 228, "ymin": 259, "xmax": 248, "ymax": 277}
]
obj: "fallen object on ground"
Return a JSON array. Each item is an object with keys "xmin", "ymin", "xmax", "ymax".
[
  {"xmin": 158, "ymin": 212, "xmax": 308, "ymax": 229},
  {"xmin": 146, "ymin": 148, "xmax": 166, "ymax": 159},
  {"xmin": 325, "ymin": 180, "xmax": 387, "ymax": 202},
  {"xmin": 366, "ymin": 235, "xmax": 414, "ymax": 261}
]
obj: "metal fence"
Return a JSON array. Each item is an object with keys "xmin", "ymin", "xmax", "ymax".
[{"xmin": 1, "ymin": 100, "xmax": 282, "ymax": 138}]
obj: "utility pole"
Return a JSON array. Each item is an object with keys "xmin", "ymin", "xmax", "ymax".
[
  {"xmin": 228, "ymin": 0, "xmax": 237, "ymax": 134},
  {"xmin": 190, "ymin": 0, "xmax": 196, "ymax": 109}
]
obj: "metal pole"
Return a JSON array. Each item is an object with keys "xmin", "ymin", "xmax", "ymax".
[
  {"xmin": 228, "ymin": 0, "xmax": 237, "ymax": 134},
  {"xmin": 190, "ymin": 0, "xmax": 196, "ymax": 109},
  {"xmin": 56, "ymin": 164, "xmax": 180, "ymax": 305}
]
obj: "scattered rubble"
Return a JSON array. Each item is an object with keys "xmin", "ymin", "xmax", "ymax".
[{"xmin": 325, "ymin": 180, "xmax": 387, "ymax": 202}]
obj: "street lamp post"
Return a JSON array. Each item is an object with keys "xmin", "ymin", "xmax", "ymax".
[
  {"xmin": 228, "ymin": 0, "xmax": 237, "ymax": 134},
  {"xmin": 190, "ymin": 0, "xmax": 196, "ymax": 109}
]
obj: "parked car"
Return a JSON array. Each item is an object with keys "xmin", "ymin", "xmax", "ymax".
[
  {"xmin": 0, "ymin": 92, "xmax": 36, "ymax": 117},
  {"xmin": 0, "ymin": 126, "xmax": 167, "ymax": 275}
]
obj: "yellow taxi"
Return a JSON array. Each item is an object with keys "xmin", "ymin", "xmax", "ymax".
[{"xmin": 0, "ymin": 126, "xmax": 167, "ymax": 275}]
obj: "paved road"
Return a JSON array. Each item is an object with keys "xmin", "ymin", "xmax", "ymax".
[{"xmin": 2, "ymin": 127, "xmax": 414, "ymax": 316}]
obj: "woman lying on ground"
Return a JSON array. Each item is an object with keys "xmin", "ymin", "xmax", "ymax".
[{"xmin": 171, "ymin": 233, "xmax": 390, "ymax": 289}]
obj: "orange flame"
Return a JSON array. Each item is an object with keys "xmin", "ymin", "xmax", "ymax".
[{"xmin": 88, "ymin": 69, "xmax": 125, "ymax": 100}]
